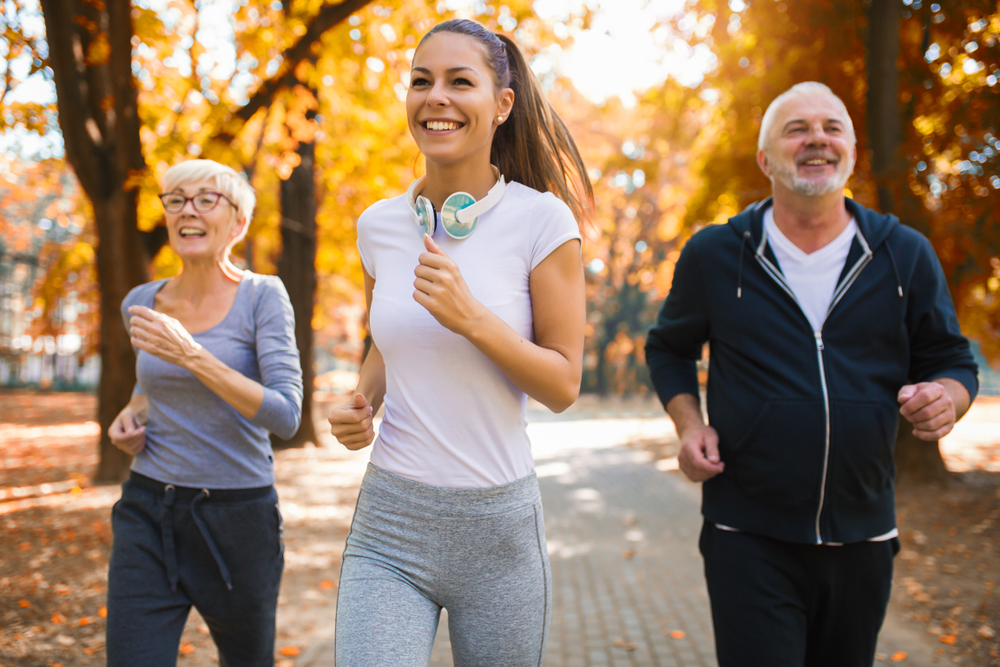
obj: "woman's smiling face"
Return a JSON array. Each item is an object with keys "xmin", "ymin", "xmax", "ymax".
[
  {"xmin": 406, "ymin": 32, "xmax": 513, "ymax": 168},
  {"xmin": 162, "ymin": 179, "xmax": 242, "ymax": 262}
]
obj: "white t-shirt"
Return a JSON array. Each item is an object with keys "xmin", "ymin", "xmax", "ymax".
[
  {"xmin": 763, "ymin": 207, "xmax": 858, "ymax": 333},
  {"xmin": 356, "ymin": 181, "xmax": 582, "ymax": 488}
]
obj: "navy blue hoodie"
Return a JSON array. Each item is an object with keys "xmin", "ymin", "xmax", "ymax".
[{"xmin": 645, "ymin": 198, "xmax": 978, "ymax": 545}]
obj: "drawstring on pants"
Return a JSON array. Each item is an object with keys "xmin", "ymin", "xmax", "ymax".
[
  {"xmin": 160, "ymin": 485, "xmax": 179, "ymax": 592},
  {"xmin": 159, "ymin": 485, "xmax": 234, "ymax": 592},
  {"xmin": 191, "ymin": 490, "xmax": 233, "ymax": 591}
]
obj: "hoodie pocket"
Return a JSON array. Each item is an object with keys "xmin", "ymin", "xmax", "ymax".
[
  {"xmin": 728, "ymin": 398, "xmax": 826, "ymax": 507},
  {"xmin": 828, "ymin": 399, "xmax": 896, "ymax": 505}
]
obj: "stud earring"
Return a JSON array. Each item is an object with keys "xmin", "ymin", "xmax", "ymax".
[{"xmin": 498, "ymin": 116, "xmax": 504, "ymax": 123}]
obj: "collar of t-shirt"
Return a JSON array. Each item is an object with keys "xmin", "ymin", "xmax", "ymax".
[{"xmin": 763, "ymin": 208, "xmax": 858, "ymax": 333}]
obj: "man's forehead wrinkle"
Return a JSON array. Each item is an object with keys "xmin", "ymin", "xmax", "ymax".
[{"xmin": 781, "ymin": 117, "xmax": 847, "ymax": 131}]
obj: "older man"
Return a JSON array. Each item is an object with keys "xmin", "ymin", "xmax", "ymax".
[{"xmin": 645, "ymin": 82, "xmax": 978, "ymax": 666}]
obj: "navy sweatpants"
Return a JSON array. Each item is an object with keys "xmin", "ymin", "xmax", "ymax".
[
  {"xmin": 107, "ymin": 473, "xmax": 284, "ymax": 667},
  {"xmin": 699, "ymin": 521, "xmax": 896, "ymax": 667}
]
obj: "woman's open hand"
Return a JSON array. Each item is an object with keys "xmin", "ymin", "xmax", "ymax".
[
  {"xmin": 128, "ymin": 305, "xmax": 202, "ymax": 369},
  {"xmin": 413, "ymin": 234, "xmax": 486, "ymax": 336}
]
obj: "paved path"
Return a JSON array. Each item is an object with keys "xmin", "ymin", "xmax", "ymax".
[{"xmin": 298, "ymin": 400, "xmax": 944, "ymax": 666}]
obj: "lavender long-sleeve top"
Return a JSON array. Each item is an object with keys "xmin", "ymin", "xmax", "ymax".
[{"xmin": 121, "ymin": 272, "xmax": 302, "ymax": 489}]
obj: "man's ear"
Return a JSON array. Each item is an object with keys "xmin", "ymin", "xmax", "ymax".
[{"xmin": 756, "ymin": 149, "xmax": 771, "ymax": 178}]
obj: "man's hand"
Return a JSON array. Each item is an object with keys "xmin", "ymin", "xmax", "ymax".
[
  {"xmin": 898, "ymin": 381, "xmax": 961, "ymax": 441},
  {"xmin": 328, "ymin": 393, "xmax": 375, "ymax": 451},
  {"xmin": 677, "ymin": 424, "xmax": 725, "ymax": 482}
]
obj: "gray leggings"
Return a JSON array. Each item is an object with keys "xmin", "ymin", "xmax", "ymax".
[{"xmin": 335, "ymin": 464, "xmax": 551, "ymax": 667}]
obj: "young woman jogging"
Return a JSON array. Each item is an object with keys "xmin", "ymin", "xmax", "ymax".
[{"xmin": 327, "ymin": 18, "xmax": 592, "ymax": 667}]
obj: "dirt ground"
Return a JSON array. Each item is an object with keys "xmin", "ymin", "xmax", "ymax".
[{"xmin": 0, "ymin": 390, "xmax": 997, "ymax": 666}]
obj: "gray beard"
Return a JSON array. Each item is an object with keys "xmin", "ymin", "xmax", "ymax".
[{"xmin": 771, "ymin": 161, "xmax": 852, "ymax": 197}]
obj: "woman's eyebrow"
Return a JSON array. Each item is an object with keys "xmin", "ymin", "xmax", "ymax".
[{"xmin": 411, "ymin": 66, "xmax": 477, "ymax": 75}]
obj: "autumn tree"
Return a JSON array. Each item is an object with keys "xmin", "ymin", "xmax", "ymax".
[
  {"xmin": 35, "ymin": 0, "xmax": 151, "ymax": 482},
  {"xmin": 4, "ymin": 0, "xmax": 373, "ymax": 480},
  {"xmin": 546, "ymin": 79, "xmax": 706, "ymax": 395}
]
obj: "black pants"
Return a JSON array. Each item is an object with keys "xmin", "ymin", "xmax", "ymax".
[
  {"xmin": 699, "ymin": 521, "xmax": 896, "ymax": 667},
  {"xmin": 107, "ymin": 473, "xmax": 284, "ymax": 667}
]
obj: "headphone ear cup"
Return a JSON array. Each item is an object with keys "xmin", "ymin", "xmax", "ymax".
[
  {"xmin": 415, "ymin": 195, "xmax": 436, "ymax": 236},
  {"xmin": 440, "ymin": 192, "xmax": 478, "ymax": 239}
]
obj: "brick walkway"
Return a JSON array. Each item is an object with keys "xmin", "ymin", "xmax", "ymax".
[{"xmin": 529, "ymin": 438, "xmax": 716, "ymax": 666}]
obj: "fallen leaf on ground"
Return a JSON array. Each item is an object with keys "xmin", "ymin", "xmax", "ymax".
[
  {"xmin": 18, "ymin": 599, "xmax": 30, "ymax": 607},
  {"xmin": 669, "ymin": 630, "xmax": 685, "ymax": 639},
  {"xmin": 613, "ymin": 637, "xmax": 636, "ymax": 651},
  {"xmin": 198, "ymin": 623, "xmax": 210, "ymax": 634},
  {"xmin": 55, "ymin": 634, "xmax": 75, "ymax": 646},
  {"xmin": 978, "ymin": 624, "xmax": 996, "ymax": 639},
  {"xmin": 319, "ymin": 579, "xmax": 336, "ymax": 590},
  {"xmin": 98, "ymin": 605, "xmax": 107, "ymax": 618},
  {"xmin": 891, "ymin": 651, "xmax": 907, "ymax": 662},
  {"xmin": 179, "ymin": 641, "xmax": 195, "ymax": 654},
  {"xmin": 51, "ymin": 612, "xmax": 66, "ymax": 624},
  {"xmin": 279, "ymin": 646, "xmax": 300, "ymax": 657},
  {"xmin": 939, "ymin": 634, "xmax": 957, "ymax": 644}
]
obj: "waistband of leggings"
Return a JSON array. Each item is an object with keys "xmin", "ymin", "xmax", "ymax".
[
  {"xmin": 128, "ymin": 471, "xmax": 273, "ymax": 504},
  {"xmin": 362, "ymin": 463, "xmax": 540, "ymax": 518}
]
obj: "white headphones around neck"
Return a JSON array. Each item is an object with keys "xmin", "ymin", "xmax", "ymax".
[{"xmin": 406, "ymin": 166, "xmax": 506, "ymax": 239}]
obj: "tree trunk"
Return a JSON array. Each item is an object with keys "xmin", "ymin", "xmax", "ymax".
[
  {"xmin": 272, "ymin": 140, "xmax": 318, "ymax": 449},
  {"xmin": 93, "ymin": 192, "xmax": 149, "ymax": 482},
  {"xmin": 867, "ymin": 0, "xmax": 948, "ymax": 483},
  {"xmin": 867, "ymin": 0, "xmax": 903, "ymax": 214},
  {"xmin": 39, "ymin": 0, "xmax": 148, "ymax": 483},
  {"xmin": 894, "ymin": 417, "xmax": 951, "ymax": 486}
]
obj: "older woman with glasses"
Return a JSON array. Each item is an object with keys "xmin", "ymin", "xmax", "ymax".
[{"xmin": 105, "ymin": 159, "xmax": 302, "ymax": 667}]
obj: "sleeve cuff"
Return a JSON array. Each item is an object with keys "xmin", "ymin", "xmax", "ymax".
[
  {"xmin": 252, "ymin": 387, "xmax": 301, "ymax": 440},
  {"xmin": 931, "ymin": 368, "xmax": 979, "ymax": 405}
]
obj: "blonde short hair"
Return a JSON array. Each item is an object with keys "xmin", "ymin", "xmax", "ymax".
[
  {"xmin": 757, "ymin": 82, "xmax": 856, "ymax": 152},
  {"xmin": 162, "ymin": 160, "xmax": 256, "ymax": 246}
]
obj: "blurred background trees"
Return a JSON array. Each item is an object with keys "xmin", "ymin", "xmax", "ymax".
[{"xmin": 1, "ymin": 0, "xmax": 997, "ymax": 481}]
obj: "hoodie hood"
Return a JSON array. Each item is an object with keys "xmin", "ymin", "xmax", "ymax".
[
  {"xmin": 727, "ymin": 196, "xmax": 905, "ymax": 302},
  {"xmin": 727, "ymin": 196, "xmax": 899, "ymax": 251}
]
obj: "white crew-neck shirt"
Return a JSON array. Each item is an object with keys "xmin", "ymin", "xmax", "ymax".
[
  {"xmin": 763, "ymin": 207, "xmax": 858, "ymax": 332},
  {"xmin": 356, "ymin": 181, "xmax": 581, "ymax": 488}
]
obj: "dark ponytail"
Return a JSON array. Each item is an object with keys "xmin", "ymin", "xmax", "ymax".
[{"xmin": 420, "ymin": 20, "xmax": 593, "ymax": 223}]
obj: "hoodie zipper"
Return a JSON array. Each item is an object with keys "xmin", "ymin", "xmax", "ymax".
[{"xmin": 754, "ymin": 228, "xmax": 872, "ymax": 544}]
